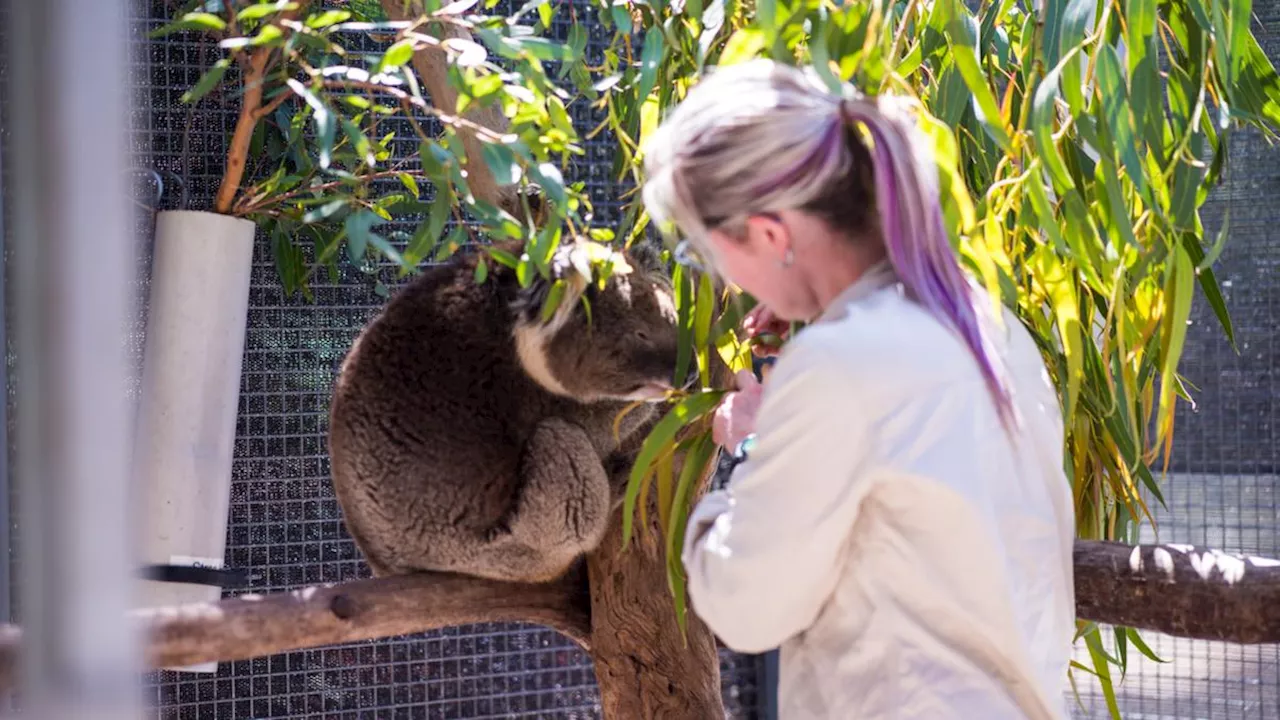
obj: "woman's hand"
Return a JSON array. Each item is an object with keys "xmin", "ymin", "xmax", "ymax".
[
  {"xmin": 742, "ymin": 304, "xmax": 790, "ymax": 357},
  {"xmin": 713, "ymin": 370, "xmax": 764, "ymax": 450}
]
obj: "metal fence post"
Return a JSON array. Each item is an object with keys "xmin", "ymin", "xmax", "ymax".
[{"xmin": 5, "ymin": 0, "xmax": 144, "ymax": 717}]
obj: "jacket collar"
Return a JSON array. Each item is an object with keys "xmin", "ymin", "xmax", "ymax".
[{"xmin": 814, "ymin": 259, "xmax": 899, "ymax": 324}]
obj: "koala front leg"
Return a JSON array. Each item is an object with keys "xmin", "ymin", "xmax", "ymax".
[{"xmin": 482, "ymin": 417, "xmax": 611, "ymax": 583}]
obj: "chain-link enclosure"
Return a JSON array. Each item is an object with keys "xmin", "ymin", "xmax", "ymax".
[{"xmin": 1, "ymin": 0, "xmax": 1279, "ymax": 718}]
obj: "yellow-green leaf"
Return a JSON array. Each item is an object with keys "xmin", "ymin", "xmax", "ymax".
[
  {"xmin": 622, "ymin": 391, "xmax": 726, "ymax": 547},
  {"xmin": 1158, "ymin": 244, "xmax": 1194, "ymax": 436},
  {"xmin": 1034, "ymin": 246, "xmax": 1084, "ymax": 420},
  {"xmin": 718, "ymin": 28, "xmax": 765, "ymax": 65}
]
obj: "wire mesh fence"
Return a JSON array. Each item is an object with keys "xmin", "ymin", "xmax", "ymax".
[{"xmin": 1, "ymin": 0, "xmax": 1279, "ymax": 718}]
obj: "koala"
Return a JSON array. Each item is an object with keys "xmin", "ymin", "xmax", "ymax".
[{"xmin": 327, "ymin": 237, "xmax": 682, "ymax": 584}]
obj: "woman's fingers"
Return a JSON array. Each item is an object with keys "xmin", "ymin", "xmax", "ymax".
[{"xmin": 743, "ymin": 304, "xmax": 791, "ymax": 357}]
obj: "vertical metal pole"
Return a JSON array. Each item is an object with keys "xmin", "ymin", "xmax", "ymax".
[
  {"xmin": 0, "ymin": 70, "xmax": 10, "ymax": 628},
  {"xmin": 7, "ymin": 0, "xmax": 143, "ymax": 717}
]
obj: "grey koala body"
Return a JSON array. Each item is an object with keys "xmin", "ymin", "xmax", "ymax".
[{"xmin": 328, "ymin": 239, "xmax": 680, "ymax": 583}]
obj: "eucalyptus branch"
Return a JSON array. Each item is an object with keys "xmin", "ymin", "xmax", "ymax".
[{"xmin": 317, "ymin": 78, "xmax": 515, "ymax": 145}]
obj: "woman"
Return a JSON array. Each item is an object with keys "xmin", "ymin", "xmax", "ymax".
[{"xmin": 641, "ymin": 59, "xmax": 1076, "ymax": 719}]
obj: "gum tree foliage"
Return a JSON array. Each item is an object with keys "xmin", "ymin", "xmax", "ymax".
[{"xmin": 160, "ymin": 0, "xmax": 1280, "ymax": 714}]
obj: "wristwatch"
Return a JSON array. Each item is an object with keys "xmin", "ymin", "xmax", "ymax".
[{"xmin": 710, "ymin": 433, "xmax": 757, "ymax": 492}]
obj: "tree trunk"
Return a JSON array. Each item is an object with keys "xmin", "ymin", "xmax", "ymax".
[{"xmin": 587, "ymin": 502, "xmax": 726, "ymax": 719}]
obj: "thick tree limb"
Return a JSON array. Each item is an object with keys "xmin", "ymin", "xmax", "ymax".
[
  {"xmin": 0, "ymin": 567, "xmax": 589, "ymax": 694},
  {"xmin": 379, "ymin": 0, "xmax": 518, "ymax": 214},
  {"xmin": 1075, "ymin": 539, "xmax": 1280, "ymax": 643},
  {"xmin": 0, "ymin": 540, "xmax": 1276, "ymax": 695}
]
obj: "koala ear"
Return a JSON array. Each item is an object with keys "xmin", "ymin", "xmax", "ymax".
[
  {"xmin": 510, "ymin": 241, "xmax": 591, "ymax": 328},
  {"xmin": 626, "ymin": 237, "xmax": 669, "ymax": 275},
  {"xmin": 511, "ymin": 273, "xmax": 554, "ymax": 325}
]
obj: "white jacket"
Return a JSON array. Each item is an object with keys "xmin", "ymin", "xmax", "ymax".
[{"xmin": 682, "ymin": 262, "xmax": 1076, "ymax": 719}]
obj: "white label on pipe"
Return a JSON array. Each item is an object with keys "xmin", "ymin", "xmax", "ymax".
[{"xmin": 168, "ymin": 555, "xmax": 225, "ymax": 569}]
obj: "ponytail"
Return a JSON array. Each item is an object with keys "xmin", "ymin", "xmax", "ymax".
[{"xmin": 839, "ymin": 97, "xmax": 1018, "ymax": 432}]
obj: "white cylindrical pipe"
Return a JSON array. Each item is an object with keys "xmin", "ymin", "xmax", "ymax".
[{"xmin": 131, "ymin": 209, "xmax": 255, "ymax": 673}]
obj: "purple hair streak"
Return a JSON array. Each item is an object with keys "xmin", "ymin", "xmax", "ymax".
[{"xmin": 840, "ymin": 97, "xmax": 1018, "ymax": 432}]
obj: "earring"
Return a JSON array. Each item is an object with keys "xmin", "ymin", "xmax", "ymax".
[{"xmin": 780, "ymin": 247, "xmax": 794, "ymax": 268}]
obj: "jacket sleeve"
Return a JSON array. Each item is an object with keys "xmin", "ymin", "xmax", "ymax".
[{"xmin": 681, "ymin": 337, "xmax": 877, "ymax": 654}]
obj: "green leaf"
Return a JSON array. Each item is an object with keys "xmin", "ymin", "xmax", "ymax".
[
  {"xmin": 341, "ymin": 117, "xmax": 376, "ymax": 167},
  {"xmin": 1033, "ymin": 247, "xmax": 1084, "ymax": 420},
  {"xmin": 480, "ymin": 142, "xmax": 522, "ymax": 186},
  {"xmin": 366, "ymin": 232, "xmax": 409, "ymax": 269},
  {"xmin": 1031, "ymin": 49, "xmax": 1080, "ymax": 194},
  {"xmin": 1125, "ymin": 628, "xmax": 1169, "ymax": 664},
  {"xmin": 527, "ymin": 163, "xmax": 566, "ymax": 209},
  {"xmin": 693, "ymin": 271, "xmax": 715, "ymax": 385},
  {"xmin": 250, "ymin": 23, "xmax": 284, "ymax": 46},
  {"xmin": 756, "ymin": 0, "xmax": 777, "ymax": 37},
  {"xmin": 635, "ymin": 29, "xmax": 666, "ymax": 108},
  {"xmin": 611, "ymin": 3, "xmax": 633, "ymax": 34},
  {"xmin": 398, "ymin": 173, "xmax": 421, "ymax": 198},
  {"xmin": 306, "ymin": 9, "xmax": 352, "ymax": 28},
  {"xmin": 302, "ymin": 199, "xmax": 347, "ymax": 224},
  {"xmin": 540, "ymin": 279, "xmax": 569, "ymax": 323},
  {"xmin": 946, "ymin": 7, "xmax": 1012, "ymax": 152},
  {"xmin": 1181, "ymin": 230, "xmax": 1236, "ymax": 350},
  {"xmin": 1229, "ymin": 0, "xmax": 1253, "ymax": 86},
  {"xmin": 237, "ymin": 1, "xmax": 295, "ymax": 22},
  {"xmin": 182, "ymin": 57, "xmax": 231, "ymax": 104},
  {"xmin": 623, "ymin": 391, "xmax": 726, "ymax": 547},
  {"xmin": 381, "ymin": 38, "xmax": 416, "ymax": 69},
  {"xmin": 150, "ymin": 12, "xmax": 227, "ymax": 38},
  {"xmin": 718, "ymin": 28, "xmax": 765, "ymax": 65},
  {"xmin": 665, "ymin": 432, "xmax": 718, "ymax": 637},
  {"xmin": 1158, "ymin": 244, "xmax": 1195, "ymax": 432},
  {"xmin": 344, "ymin": 210, "xmax": 385, "ymax": 264},
  {"xmin": 513, "ymin": 37, "xmax": 574, "ymax": 62},
  {"xmin": 286, "ymin": 79, "xmax": 336, "ymax": 168},
  {"xmin": 1084, "ymin": 630, "xmax": 1122, "ymax": 719},
  {"xmin": 1090, "ymin": 45, "xmax": 1152, "ymax": 199},
  {"xmin": 673, "ymin": 264, "xmax": 694, "ymax": 389},
  {"xmin": 486, "ymin": 246, "xmax": 521, "ymax": 269}
]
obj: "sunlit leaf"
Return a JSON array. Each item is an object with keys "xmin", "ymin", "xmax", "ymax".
[
  {"xmin": 182, "ymin": 57, "xmax": 231, "ymax": 104},
  {"xmin": 622, "ymin": 391, "xmax": 726, "ymax": 547}
]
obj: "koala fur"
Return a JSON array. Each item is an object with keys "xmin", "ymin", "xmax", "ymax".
[{"xmin": 328, "ymin": 237, "xmax": 681, "ymax": 584}]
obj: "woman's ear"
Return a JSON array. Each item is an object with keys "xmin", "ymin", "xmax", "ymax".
[{"xmin": 746, "ymin": 213, "xmax": 792, "ymax": 264}]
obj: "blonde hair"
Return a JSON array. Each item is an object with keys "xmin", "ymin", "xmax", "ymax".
[{"xmin": 641, "ymin": 59, "xmax": 1017, "ymax": 430}]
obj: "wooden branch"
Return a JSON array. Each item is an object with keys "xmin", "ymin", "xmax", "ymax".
[
  {"xmin": 1075, "ymin": 539, "xmax": 1280, "ymax": 643},
  {"xmin": 0, "ymin": 540, "xmax": 1275, "ymax": 695},
  {"xmin": 0, "ymin": 567, "xmax": 589, "ymax": 694},
  {"xmin": 215, "ymin": 49, "xmax": 271, "ymax": 214},
  {"xmin": 214, "ymin": 1, "xmax": 313, "ymax": 214},
  {"xmin": 378, "ymin": 0, "xmax": 519, "ymax": 214}
]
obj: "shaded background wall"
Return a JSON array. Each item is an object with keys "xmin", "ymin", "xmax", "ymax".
[{"xmin": 0, "ymin": 0, "xmax": 1277, "ymax": 718}]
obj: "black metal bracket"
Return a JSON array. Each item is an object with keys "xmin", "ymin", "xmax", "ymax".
[{"xmin": 138, "ymin": 564, "xmax": 257, "ymax": 589}]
